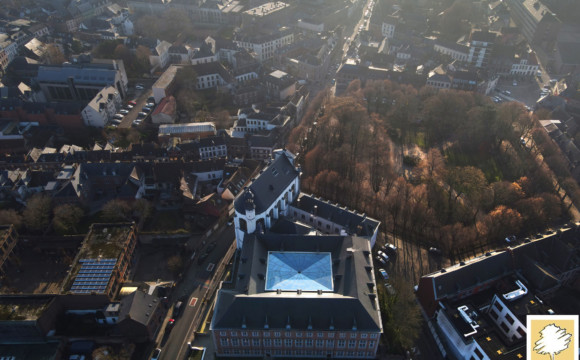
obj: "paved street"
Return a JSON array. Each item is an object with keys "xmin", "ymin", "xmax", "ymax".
[{"xmin": 156, "ymin": 225, "xmax": 235, "ymax": 360}]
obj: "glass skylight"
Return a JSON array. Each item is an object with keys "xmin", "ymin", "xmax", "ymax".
[{"xmin": 265, "ymin": 251, "xmax": 333, "ymax": 292}]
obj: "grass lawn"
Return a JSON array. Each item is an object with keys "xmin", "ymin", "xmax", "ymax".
[
  {"xmin": 445, "ymin": 148, "xmax": 504, "ymax": 182},
  {"xmin": 405, "ymin": 131, "xmax": 427, "ymax": 148}
]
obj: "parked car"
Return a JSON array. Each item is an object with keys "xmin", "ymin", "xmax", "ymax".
[
  {"xmin": 429, "ymin": 247, "xmax": 442, "ymax": 256},
  {"xmin": 512, "ymin": 80, "xmax": 518, "ymax": 86},
  {"xmin": 128, "ymin": 100, "xmax": 137, "ymax": 106},
  {"xmin": 505, "ymin": 235, "xmax": 516, "ymax": 243},
  {"xmin": 111, "ymin": 119, "xmax": 121, "ymax": 125},
  {"xmin": 376, "ymin": 256, "xmax": 387, "ymax": 267},
  {"xmin": 377, "ymin": 250, "xmax": 389, "ymax": 262},
  {"xmin": 135, "ymin": 83, "xmax": 144, "ymax": 90},
  {"xmin": 379, "ymin": 268, "xmax": 389, "ymax": 281},
  {"xmin": 138, "ymin": 111, "xmax": 148, "ymax": 117},
  {"xmin": 173, "ymin": 301, "xmax": 183, "ymax": 318},
  {"xmin": 141, "ymin": 107, "xmax": 151, "ymax": 113},
  {"xmin": 147, "ymin": 96, "xmax": 156, "ymax": 103},
  {"xmin": 132, "ymin": 119, "xmax": 142, "ymax": 126},
  {"xmin": 119, "ymin": 109, "xmax": 129, "ymax": 115},
  {"xmin": 384, "ymin": 243, "xmax": 397, "ymax": 256},
  {"xmin": 151, "ymin": 348, "xmax": 161, "ymax": 360},
  {"xmin": 125, "ymin": 104, "xmax": 134, "ymax": 109},
  {"xmin": 146, "ymin": 102, "xmax": 155, "ymax": 108}
]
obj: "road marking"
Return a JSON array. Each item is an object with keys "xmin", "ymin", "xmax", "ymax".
[{"xmin": 189, "ymin": 297, "xmax": 198, "ymax": 307}]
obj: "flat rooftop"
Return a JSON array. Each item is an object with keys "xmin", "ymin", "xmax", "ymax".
[{"xmin": 77, "ymin": 224, "xmax": 134, "ymax": 260}]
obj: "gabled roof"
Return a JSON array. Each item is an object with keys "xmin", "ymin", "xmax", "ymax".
[
  {"xmin": 292, "ymin": 194, "xmax": 380, "ymax": 238},
  {"xmin": 234, "ymin": 152, "xmax": 299, "ymax": 214},
  {"xmin": 118, "ymin": 291, "xmax": 161, "ymax": 326}
]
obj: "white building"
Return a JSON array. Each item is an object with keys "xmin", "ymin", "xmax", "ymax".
[
  {"xmin": 433, "ymin": 41, "xmax": 469, "ymax": 62},
  {"xmin": 234, "ymin": 27, "xmax": 294, "ymax": 62},
  {"xmin": 510, "ymin": 53, "xmax": 539, "ymax": 76},
  {"xmin": 81, "ymin": 86, "xmax": 121, "ymax": 127},
  {"xmin": 233, "ymin": 150, "xmax": 381, "ymax": 249},
  {"xmin": 149, "ymin": 40, "xmax": 172, "ymax": 71},
  {"xmin": 198, "ymin": 136, "xmax": 227, "ymax": 160},
  {"xmin": 232, "ymin": 107, "xmax": 289, "ymax": 138},
  {"xmin": 381, "ymin": 16, "xmax": 397, "ymax": 39},
  {"xmin": 192, "ymin": 62, "xmax": 233, "ymax": 90}
]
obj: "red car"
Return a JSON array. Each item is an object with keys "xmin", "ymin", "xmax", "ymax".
[{"xmin": 128, "ymin": 100, "xmax": 137, "ymax": 106}]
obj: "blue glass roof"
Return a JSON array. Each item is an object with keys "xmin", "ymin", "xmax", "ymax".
[{"xmin": 265, "ymin": 252, "xmax": 333, "ymax": 292}]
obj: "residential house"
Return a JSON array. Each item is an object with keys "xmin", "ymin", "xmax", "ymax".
[
  {"xmin": 192, "ymin": 62, "xmax": 233, "ymax": 90},
  {"xmin": 151, "ymin": 96, "xmax": 177, "ymax": 124},
  {"xmin": 191, "ymin": 38, "xmax": 218, "ymax": 65},
  {"xmin": 510, "ymin": 51, "xmax": 539, "ymax": 77},
  {"xmin": 152, "ymin": 64, "xmax": 182, "ymax": 103},
  {"xmin": 233, "ymin": 107, "xmax": 290, "ymax": 138},
  {"xmin": 248, "ymin": 134, "xmax": 276, "ymax": 160},
  {"xmin": 149, "ymin": 40, "xmax": 172, "ymax": 72},
  {"xmin": 433, "ymin": 40, "xmax": 469, "ymax": 62},
  {"xmin": 198, "ymin": 136, "xmax": 227, "ymax": 160},
  {"xmin": 467, "ymin": 30, "xmax": 497, "ymax": 68},
  {"xmin": 168, "ymin": 44, "xmax": 191, "ymax": 65},
  {"xmin": 82, "ymin": 86, "xmax": 122, "ymax": 127},
  {"xmin": 264, "ymin": 70, "xmax": 296, "ymax": 101},
  {"xmin": 117, "ymin": 291, "xmax": 166, "ymax": 341},
  {"xmin": 234, "ymin": 26, "xmax": 294, "ymax": 62}
]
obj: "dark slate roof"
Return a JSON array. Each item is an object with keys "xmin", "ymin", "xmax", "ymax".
[
  {"xmin": 118, "ymin": 291, "xmax": 161, "ymax": 327},
  {"xmin": 293, "ymin": 194, "xmax": 380, "ymax": 238},
  {"xmin": 184, "ymin": 158, "xmax": 226, "ymax": 174},
  {"xmin": 234, "ymin": 152, "xmax": 299, "ymax": 215},
  {"xmin": 212, "ymin": 234, "xmax": 381, "ymax": 331},
  {"xmin": 198, "ymin": 136, "xmax": 226, "ymax": 148},
  {"xmin": 248, "ymin": 134, "xmax": 275, "ymax": 148},
  {"xmin": 269, "ymin": 218, "xmax": 314, "ymax": 235}
]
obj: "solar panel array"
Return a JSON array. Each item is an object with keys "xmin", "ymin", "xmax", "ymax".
[{"xmin": 70, "ymin": 258, "xmax": 116, "ymax": 294}]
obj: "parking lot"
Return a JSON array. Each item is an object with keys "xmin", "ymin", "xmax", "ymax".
[
  {"xmin": 116, "ymin": 79, "xmax": 157, "ymax": 129},
  {"xmin": 494, "ymin": 76, "xmax": 546, "ymax": 108}
]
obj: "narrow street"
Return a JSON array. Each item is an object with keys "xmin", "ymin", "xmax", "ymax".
[{"xmin": 157, "ymin": 226, "xmax": 235, "ymax": 360}]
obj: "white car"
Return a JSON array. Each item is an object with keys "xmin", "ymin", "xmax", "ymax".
[
  {"xmin": 377, "ymin": 250, "xmax": 389, "ymax": 262},
  {"xmin": 119, "ymin": 109, "xmax": 129, "ymax": 115},
  {"xmin": 135, "ymin": 83, "xmax": 144, "ymax": 90}
]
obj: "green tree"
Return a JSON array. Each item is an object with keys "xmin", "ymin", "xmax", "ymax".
[
  {"xmin": 101, "ymin": 199, "xmax": 131, "ymax": 222},
  {"xmin": 380, "ymin": 274, "xmax": 422, "ymax": 353},
  {"xmin": 53, "ymin": 204, "xmax": 84, "ymax": 234},
  {"xmin": 0, "ymin": 209, "xmax": 23, "ymax": 229},
  {"xmin": 23, "ymin": 194, "xmax": 52, "ymax": 233},
  {"xmin": 167, "ymin": 254, "xmax": 184, "ymax": 275}
]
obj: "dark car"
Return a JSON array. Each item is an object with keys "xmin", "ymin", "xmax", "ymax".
[
  {"xmin": 429, "ymin": 247, "xmax": 442, "ymax": 256},
  {"xmin": 206, "ymin": 241, "xmax": 217, "ymax": 253},
  {"xmin": 197, "ymin": 252, "xmax": 209, "ymax": 264}
]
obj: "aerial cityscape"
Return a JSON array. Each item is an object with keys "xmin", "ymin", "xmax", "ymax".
[{"xmin": 0, "ymin": 0, "xmax": 579, "ymax": 359}]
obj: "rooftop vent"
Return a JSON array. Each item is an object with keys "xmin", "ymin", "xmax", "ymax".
[
  {"xmin": 502, "ymin": 280, "xmax": 528, "ymax": 302},
  {"xmin": 460, "ymin": 261, "xmax": 466, "ymax": 266},
  {"xmin": 441, "ymin": 269, "xmax": 447, "ymax": 273},
  {"xmin": 317, "ymin": 289, "xmax": 323, "ymax": 295},
  {"xmin": 297, "ymin": 289, "xmax": 302, "ymax": 295},
  {"xmin": 369, "ymin": 293, "xmax": 377, "ymax": 301},
  {"xmin": 276, "ymin": 289, "xmax": 281, "ymax": 294}
]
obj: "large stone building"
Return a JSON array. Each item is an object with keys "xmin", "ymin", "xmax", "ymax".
[
  {"xmin": 213, "ymin": 150, "xmax": 382, "ymax": 358},
  {"xmin": 211, "ymin": 233, "xmax": 383, "ymax": 358},
  {"xmin": 416, "ymin": 227, "xmax": 580, "ymax": 360}
]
